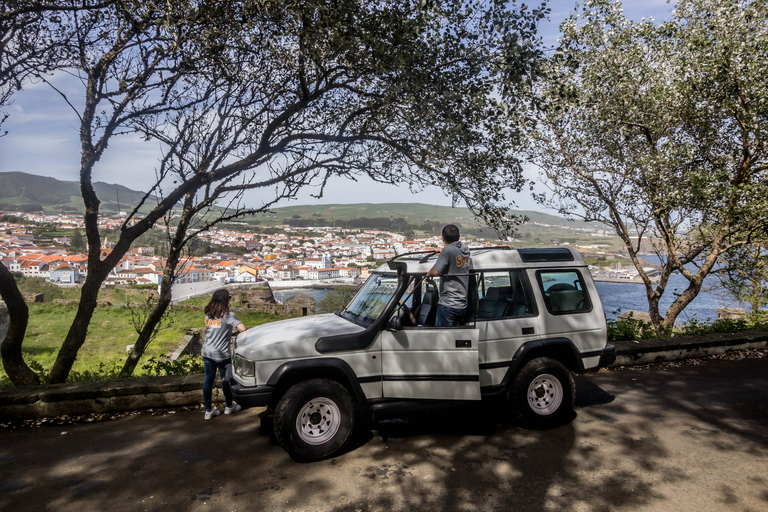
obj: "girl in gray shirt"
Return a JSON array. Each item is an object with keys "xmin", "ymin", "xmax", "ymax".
[{"xmin": 202, "ymin": 289, "xmax": 246, "ymax": 419}]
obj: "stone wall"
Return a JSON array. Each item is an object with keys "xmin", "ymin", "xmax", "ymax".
[{"xmin": 0, "ymin": 374, "xmax": 212, "ymax": 421}]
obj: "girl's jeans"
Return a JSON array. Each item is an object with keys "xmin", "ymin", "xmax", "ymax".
[{"xmin": 203, "ymin": 357, "xmax": 233, "ymax": 411}]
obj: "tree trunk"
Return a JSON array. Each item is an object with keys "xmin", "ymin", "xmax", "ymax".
[
  {"xmin": 0, "ymin": 262, "xmax": 39, "ymax": 386},
  {"xmin": 46, "ymin": 270, "xmax": 103, "ymax": 383},
  {"xmin": 121, "ymin": 258, "xmax": 177, "ymax": 375},
  {"xmin": 122, "ymin": 194, "xmax": 195, "ymax": 375},
  {"xmin": 121, "ymin": 285, "xmax": 173, "ymax": 375}
]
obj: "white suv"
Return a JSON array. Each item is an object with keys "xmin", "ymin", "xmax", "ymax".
[{"xmin": 227, "ymin": 247, "xmax": 615, "ymax": 460}]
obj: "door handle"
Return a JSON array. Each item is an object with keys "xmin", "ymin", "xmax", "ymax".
[
  {"xmin": 455, "ymin": 339, "xmax": 472, "ymax": 348},
  {"xmin": 522, "ymin": 327, "xmax": 535, "ymax": 335}
]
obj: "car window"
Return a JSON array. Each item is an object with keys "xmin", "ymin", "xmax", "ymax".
[
  {"xmin": 476, "ymin": 270, "xmax": 532, "ymax": 319},
  {"xmin": 341, "ymin": 273, "xmax": 399, "ymax": 327},
  {"xmin": 538, "ymin": 270, "xmax": 591, "ymax": 314}
]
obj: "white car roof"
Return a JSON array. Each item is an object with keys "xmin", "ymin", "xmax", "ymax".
[{"xmin": 375, "ymin": 247, "xmax": 587, "ymax": 274}]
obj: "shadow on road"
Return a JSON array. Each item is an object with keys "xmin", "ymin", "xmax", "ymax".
[{"xmin": 1, "ymin": 358, "xmax": 767, "ymax": 512}]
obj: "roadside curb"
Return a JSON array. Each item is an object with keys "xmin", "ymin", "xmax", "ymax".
[
  {"xmin": 0, "ymin": 374, "xmax": 213, "ymax": 421},
  {"xmin": 2, "ymin": 330, "xmax": 767, "ymax": 421},
  {"xmin": 611, "ymin": 329, "xmax": 768, "ymax": 366}
]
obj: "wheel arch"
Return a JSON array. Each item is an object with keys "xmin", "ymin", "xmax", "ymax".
[
  {"xmin": 265, "ymin": 357, "xmax": 367, "ymax": 409},
  {"xmin": 501, "ymin": 337, "xmax": 584, "ymax": 390}
]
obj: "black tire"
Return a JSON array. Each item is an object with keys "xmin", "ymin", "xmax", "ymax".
[
  {"xmin": 509, "ymin": 357, "xmax": 575, "ymax": 429},
  {"xmin": 274, "ymin": 378, "xmax": 354, "ymax": 461}
]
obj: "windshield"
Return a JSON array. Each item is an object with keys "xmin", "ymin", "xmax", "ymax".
[{"xmin": 340, "ymin": 273, "xmax": 400, "ymax": 327}]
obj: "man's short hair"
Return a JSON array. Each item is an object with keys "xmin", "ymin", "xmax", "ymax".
[{"xmin": 442, "ymin": 224, "xmax": 460, "ymax": 244}]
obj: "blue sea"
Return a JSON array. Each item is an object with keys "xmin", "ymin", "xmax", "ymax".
[{"xmin": 273, "ymin": 255, "xmax": 743, "ymax": 323}]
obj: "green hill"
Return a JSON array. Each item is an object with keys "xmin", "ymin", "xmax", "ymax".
[
  {"xmin": 248, "ymin": 202, "xmax": 596, "ymax": 229},
  {"xmin": 0, "ymin": 171, "xmax": 156, "ymax": 214},
  {"xmin": 0, "ymin": 171, "xmax": 621, "ymax": 249}
]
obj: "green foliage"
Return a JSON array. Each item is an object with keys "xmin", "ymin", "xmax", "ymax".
[
  {"xmin": 607, "ymin": 315, "xmax": 657, "ymax": 342},
  {"xmin": 524, "ymin": 0, "xmax": 768, "ymax": 331},
  {"xmin": 607, "ymin": 312, "xmax": 768, "ymax": 342},
  {"xmin": 66, "ymin": 362, "xmax": 127, "ymax": 382},
  {"xmin": 141, "ymin": 355, "xmax": 204, "ymax": 376},
  {"xmin": 711, "ymin": 244, "xmax": 768, "ymax": 314},
  {"xmin": 317, "ymin": 286, "xmax": 358, "ymax": 314},
  {"xmin": 130, "ymin": 284, "xmax": 158, "ymax": 290},
  {"xmin": 70, "ymin": 228, "xmax": 85, "ymax": 251}
]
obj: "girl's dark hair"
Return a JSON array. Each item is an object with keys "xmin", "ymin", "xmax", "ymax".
[{"xmin": 204, "ymin": 289, "xmax": 231, "ymax": 319}]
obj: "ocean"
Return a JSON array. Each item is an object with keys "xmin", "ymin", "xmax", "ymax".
[{"xmin": 274, "ymin": 270, "xmax": 740, "ymax": 323}]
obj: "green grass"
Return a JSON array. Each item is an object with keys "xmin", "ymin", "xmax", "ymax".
[{"xmin": 0, "ymin": 302, "xmax": 292, "ymax": 386}]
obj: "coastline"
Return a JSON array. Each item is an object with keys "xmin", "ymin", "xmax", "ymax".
[{"xmin": 592, "ymin": 276, "xmax": 653, "ymax": 285}]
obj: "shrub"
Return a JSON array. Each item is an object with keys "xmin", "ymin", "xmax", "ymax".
[{"xmin": 141, "ymin": 355, "xmax": 204, "ymax": 376}]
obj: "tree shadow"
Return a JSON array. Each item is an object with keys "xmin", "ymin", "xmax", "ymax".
[{"xmin": 1, "ymin": 358, "xmax": 766, "ymax": 511}]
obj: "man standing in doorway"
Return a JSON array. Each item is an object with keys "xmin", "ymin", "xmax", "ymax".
[{"xmin": 426, "ymin": 224, "xmax": 472, "ymax": 327}]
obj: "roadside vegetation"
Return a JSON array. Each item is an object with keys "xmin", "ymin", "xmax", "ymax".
[
  {"xmin": 0, "ymin": 302, "xmax": 290, "ymax": 387},
  {"xmin": 607, "ymin": 313, "xmax": 768, "ymax": 343}
]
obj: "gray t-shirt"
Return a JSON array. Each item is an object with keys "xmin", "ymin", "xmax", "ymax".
[
  {"xmin": 201, "ymin": 311, "xmax": 241, "ymax": 361},
  {"xmin": 432, "ymin": 241, "xmax": 472, "ymax": 309}
]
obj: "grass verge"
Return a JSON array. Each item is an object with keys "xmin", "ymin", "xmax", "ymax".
[{"xmin": 1, "ymin": 302, "xmax": 291, "ymax": 386}]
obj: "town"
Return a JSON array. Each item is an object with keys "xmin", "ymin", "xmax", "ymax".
[
  {"xmin": 1, "ymin": 209, "xmax": 661, "ymax": 291},
  {"xmin": 0, "ymin": 210, "xmax": 468, "ymax": 289}
]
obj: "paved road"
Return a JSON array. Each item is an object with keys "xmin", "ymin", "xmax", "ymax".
[{"xmin": 1, "ymin": 358, "xmax": 767, "ymax": 512}]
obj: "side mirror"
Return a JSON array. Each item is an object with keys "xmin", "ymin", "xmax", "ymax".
[{"xmin": 388, "ymin": 315, "xmax": 402, "ymax": 331}]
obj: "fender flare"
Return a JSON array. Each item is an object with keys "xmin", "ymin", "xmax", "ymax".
[
  {"xmin": 499, "ymin": 337, "xmax": 585, "ymax": 389},
  {"xmin": 266, "ymin": 357, "xmax": 369, "ymax": 404}
]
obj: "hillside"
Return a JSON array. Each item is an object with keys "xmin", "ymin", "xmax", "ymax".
[
  {"xmin": 248, "ymin": 203, "xmax": 596, "ymax": 229},
  {"xmin": 0, "ymin": 171, "xmax": 622, "ymax": 250},
  {"xmin": 246, "ymin": 203, "xmax": 621, "ymax": 249},
  {"xmin": 0, "ymin": 171, "xmax": 156, "ymax": 214}
]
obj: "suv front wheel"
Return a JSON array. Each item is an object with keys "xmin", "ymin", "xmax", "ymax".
[
  {"xmin": 510, "ymin": 357, "xmax": 575, "ymax": 429},
  {"xmin": 274, "ymin": 378, "xmax": 354, "ymax": 461}
]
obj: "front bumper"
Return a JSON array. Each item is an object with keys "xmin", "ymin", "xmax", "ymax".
[{"xmin": 224, "ymin": 364, "xmax": 274, "ymax": 408}]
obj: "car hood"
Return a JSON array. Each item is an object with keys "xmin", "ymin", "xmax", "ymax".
[{"xmin": 235, "ymin": 313, "xmax": 364, "ymax": 360}]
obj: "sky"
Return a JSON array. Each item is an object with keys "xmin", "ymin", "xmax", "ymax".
[{"xmin": 0, "ymin": 0, "xmax": 676, "ymax": 213}]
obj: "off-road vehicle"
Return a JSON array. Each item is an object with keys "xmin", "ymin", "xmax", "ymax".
[{"xmin": 227, "ymin": 247, "xmax": 616, "ymax": 460}]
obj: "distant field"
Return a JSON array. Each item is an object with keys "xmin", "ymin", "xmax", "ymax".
[{"xmin": 0, "ymin": 302, "xmax": 291, "ymax": 385}]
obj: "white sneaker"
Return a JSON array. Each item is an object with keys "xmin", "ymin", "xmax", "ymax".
[
  {"xmin": 225, "ymin": 403, "xmax": 242, "ymax": 415},
  {"xmin": 205, "ymin": 408, "xmax": 221, "ymax": 420}
]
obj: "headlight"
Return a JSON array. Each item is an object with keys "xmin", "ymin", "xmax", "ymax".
[{"xmin": 233, "ymin": 354, "xmax": 255, "ymax": 378}]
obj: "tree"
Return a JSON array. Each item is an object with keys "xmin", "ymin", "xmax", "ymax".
[
  {"xmin": 3, "ymin": 0, "xmax": 548, "ymax": 384},
  {"xmin": 0, "ymin": 262, "xmax": 37, "ymax": 385},
  {"xmin": 118, "ymin": 0, "xmax": 548, "ymax": 374},
  {"xmin": 0, "ymin": 0, "xmax": 117, "ymax": 385},
  {"xmin": 69, "ymin": 228, "xmax": 84, "ymax": 252},
  {"xmin": 317, "ymin": 286, "xmax": 358, "ymax": 314},
  {"xmin": 521, "ymin": 0, "xmax": 768, "ymax": 333},
  {"xmin": 712, "ymin": 243, "xmax": 768, "ymax": 316}
]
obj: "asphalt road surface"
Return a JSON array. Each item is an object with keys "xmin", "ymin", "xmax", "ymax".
[{"xmin": 1, "ymin": 357, "xmax": 767, "ymax": 512}]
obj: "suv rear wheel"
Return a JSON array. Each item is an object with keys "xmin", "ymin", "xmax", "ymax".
[
  {"xmin": 510, "ymin": 357, "xmax": 575, "ymax": 428},
  {"xmin": 274, "ymin": 378, "xmax": 354, "ymax": 461}
]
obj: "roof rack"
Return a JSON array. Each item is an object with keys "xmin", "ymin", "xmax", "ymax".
[
  {"xmin": 386, "ymin": 250, "xmax": 438, "ymax": 269},
  {"xmin": 468, "ymin": 245, "xmax": 511, "ymax": 254}
]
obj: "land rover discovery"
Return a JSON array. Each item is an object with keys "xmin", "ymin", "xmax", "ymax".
[{"xmin": 226, "ymin": 247, "xmax": 616, "ymax": 460}]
